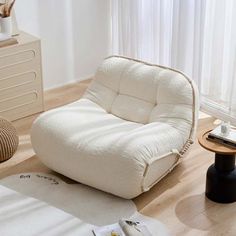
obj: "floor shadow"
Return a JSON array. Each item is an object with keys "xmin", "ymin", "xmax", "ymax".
[{"xmin": 175, "ymin": 193, "xmax": 217, "ymax": 231}]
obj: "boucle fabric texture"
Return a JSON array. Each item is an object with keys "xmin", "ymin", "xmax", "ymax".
[
  {"xmin": 0, "ymin": 117, "xmax": 19, "ymax": 162},
  {"xmin": 31, "ymin": 56, "xmax": 199, "ymax": 198}
]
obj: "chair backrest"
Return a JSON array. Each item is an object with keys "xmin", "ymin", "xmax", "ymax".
[{"xmin": 84, "ymin": 56, "xmax": 199, "ymax": 140}]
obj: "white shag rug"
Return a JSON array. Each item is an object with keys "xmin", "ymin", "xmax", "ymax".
[{"xmin": 0, "ymin": 173, "xmax": 169, "ymax": 236}]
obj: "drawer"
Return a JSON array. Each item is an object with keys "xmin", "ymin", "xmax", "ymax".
[
  {"xmin": 0, "ymin": 62, "xmax": 41, "ymax": 80},
  {"xmin": 0, "ymin": 70, "xmax": 39, "ymax": 91},
  {"xmin": 0, "ymin": 96, "xmax": 43, "ymax": 121},
  {"xmin": 0, "ymin": 84, "xmax": 43, "ymax": 121},
  {"xmin": 0, "ymin": 90, "xmax": 39, "ymax": 111},
  {"xmin": 0, "ymin": 80, "xmax": 42, "ymax": 100},
  {"xmin": 0, "ymin": 41, "xmax": 41, "ymax": 68},
  {"xmin": 0, "ymin": 49, "xmax": 36, "ymax": 69}
]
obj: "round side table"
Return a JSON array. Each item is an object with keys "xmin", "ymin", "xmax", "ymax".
[{"xmin": 198, "ymin": 130, "xmax": 236, "ymax": 203}]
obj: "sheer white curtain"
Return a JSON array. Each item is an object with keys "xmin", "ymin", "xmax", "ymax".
[{"xmin": 111, "ymin": 0, "xmax": 236, "ymax": 124}]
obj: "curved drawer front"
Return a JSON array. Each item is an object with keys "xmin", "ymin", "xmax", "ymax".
[
  {"xmin": 0, "ymin": 62, "xmax": 41, "ymax": 80},
  {"xmin": 0, "ymin": 71, "xmax": 37, "ymax": 90},
  {"xmin": 0, "ymin": 91, "xmax": 38, "ymax": 112},
  {"xmin": 0, "ymin": 49, "xmax": 36, "ymax": 69},
  {"xmin": 0, "ymin": 84, "xmax": 43, "ymax": 121}
]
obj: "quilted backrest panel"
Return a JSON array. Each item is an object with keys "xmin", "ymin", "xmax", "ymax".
[{"xmin": 84, "ymin": 56, "xmax": 197, "ymax": 133}]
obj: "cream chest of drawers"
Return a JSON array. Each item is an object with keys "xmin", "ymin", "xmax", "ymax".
[{"xmin": 0, "ymin": 31, "xmax": 44, "ymax": 121}]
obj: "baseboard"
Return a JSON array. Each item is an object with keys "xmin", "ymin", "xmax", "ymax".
[
  {"xmin": 75, "ymin": 74, "xmax": 94, "ymax": 83},
  {"xmin": 44, "ymin": 74, "xmax": 94, "ymax": 91}
]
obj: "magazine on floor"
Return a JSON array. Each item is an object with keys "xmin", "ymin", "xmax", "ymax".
[{"xmin": 93, "ymin": 219, "xmax": 152, "ymax": 236}]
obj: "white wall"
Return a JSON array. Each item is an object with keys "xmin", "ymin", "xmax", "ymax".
[
  {"xmin": 15, "ymin": 0, "xmax": 110, "ymax": 90},
  {"xmin": 71, "ymin": 0, "xmax": 111, "ymax": 81}
]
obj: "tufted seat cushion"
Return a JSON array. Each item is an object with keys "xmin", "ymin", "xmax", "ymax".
[{"xmin": 31, "ymin": 56, "xmax": 199, "ymax": 199}]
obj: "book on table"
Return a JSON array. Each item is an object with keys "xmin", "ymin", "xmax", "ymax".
[{"xmin": 207, "ymin": 126, "xmax": 236, "ymax": 148}]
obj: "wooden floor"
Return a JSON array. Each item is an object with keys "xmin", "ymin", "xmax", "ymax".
[{"xmin": 1, "ymin": 80, "xmax": 236, "ymax": 236}]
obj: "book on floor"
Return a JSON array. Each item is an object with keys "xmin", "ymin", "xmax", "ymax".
[{"xmin": 93, "ymin": 219, "xmax": 152, "ymax": 236}]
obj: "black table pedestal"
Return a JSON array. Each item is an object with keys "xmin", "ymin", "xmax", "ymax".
[{"xmin": 206, "ymin": 153, "xmax": 236, "ymax": 203}]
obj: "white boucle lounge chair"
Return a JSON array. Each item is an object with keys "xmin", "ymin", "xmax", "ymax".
[{"xmin": 31, "ymin": 56, "xmax": 199, "ymax": 199}]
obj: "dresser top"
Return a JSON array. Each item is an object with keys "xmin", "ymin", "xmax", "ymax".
[{"xmin": 14, "ymin": 31, "xmax": 40, "ymax": 45}]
